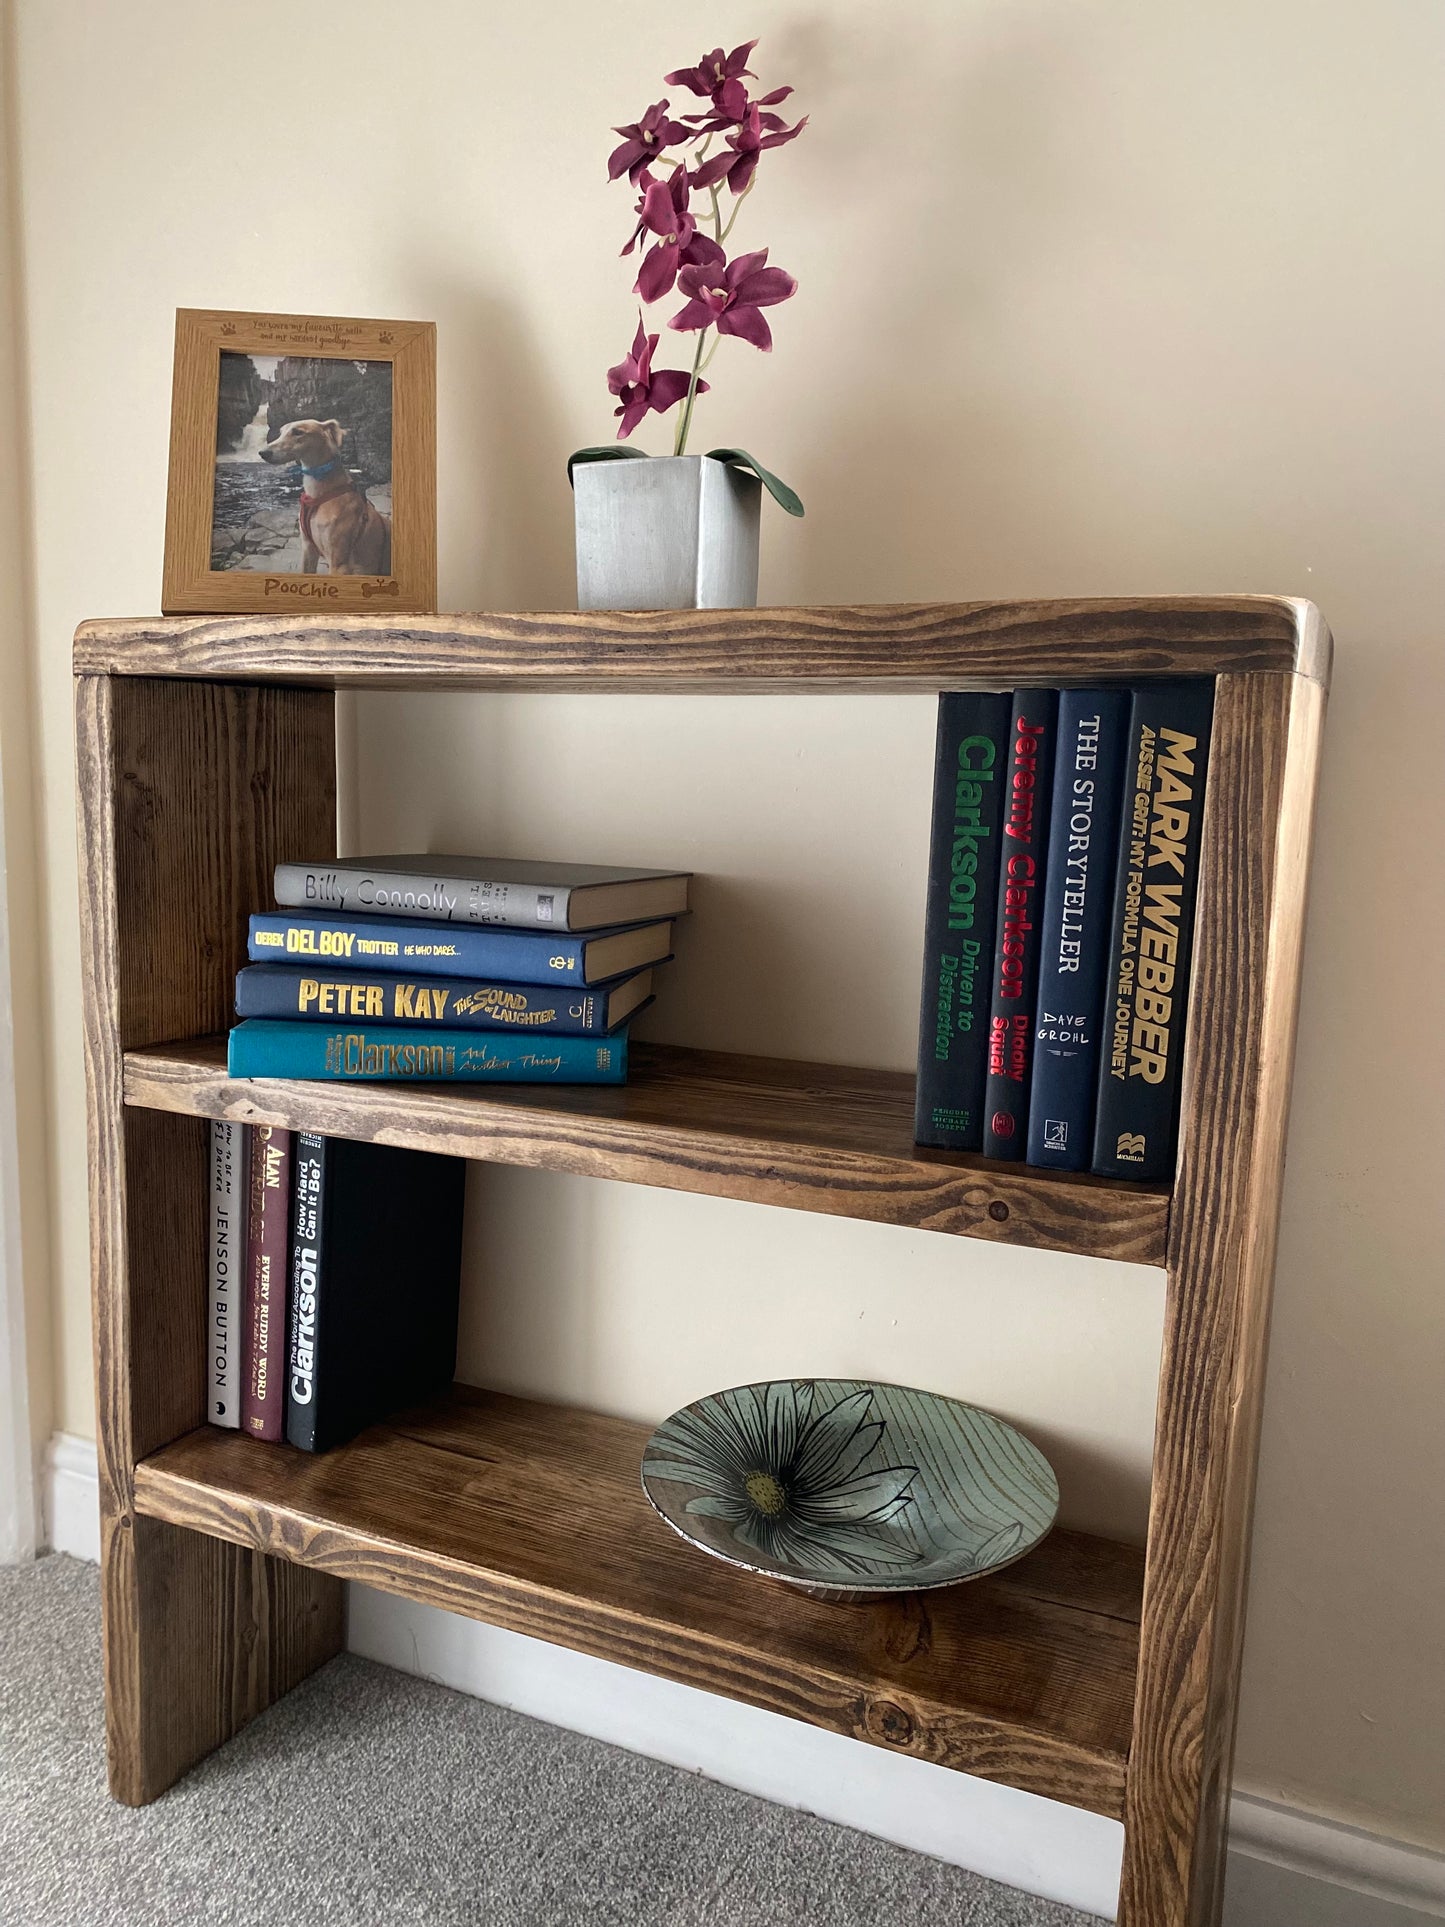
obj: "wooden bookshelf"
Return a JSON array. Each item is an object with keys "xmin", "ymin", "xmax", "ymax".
[{"xmin": 75, "ymin": 599, "xmax": 1329, "ymax": 1927}]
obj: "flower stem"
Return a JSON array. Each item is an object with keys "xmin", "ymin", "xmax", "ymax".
[
  {"xmin": 719, "ymin": 180, "xmax": 753, "ymax": 242},
  {"xmin": 673, "ymin": 326, "xmax": 710, "ymax": 456}
]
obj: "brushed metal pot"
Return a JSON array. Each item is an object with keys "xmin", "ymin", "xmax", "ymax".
[{"xmin": 574, "ymin": 455, "xmax": 761, "ymax": 611}]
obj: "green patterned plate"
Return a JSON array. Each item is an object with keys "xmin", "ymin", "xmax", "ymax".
[{"xmin": 641, "ymin": 1378, "xmax": 1059, "ymax": 1600}]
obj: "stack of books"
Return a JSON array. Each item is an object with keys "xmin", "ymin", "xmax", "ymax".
[
  {"xmin": 913, "ymin": 682, "xmax": 1213, "ymax": 1180},
  {"xmin": 227, "ymin": 855, "xmax": 692, "ymax": 1086},
  {"xmin": 208, "ymin": 1119, "xmax": 466, "ymax": 1451}
]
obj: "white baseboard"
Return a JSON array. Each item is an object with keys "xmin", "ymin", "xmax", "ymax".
[
  {"xmin": 36, "ymin": 1434, "xmax": 1444, "ymax": 1924},
  {"xmin": 42, "ymin": 1431, "xmax": 100, "ymax": 1563}
]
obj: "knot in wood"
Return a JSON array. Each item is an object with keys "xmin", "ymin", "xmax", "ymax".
[{"xmin": 864, "ymin": 1697, "xmax": 916, "ymax": 1748}]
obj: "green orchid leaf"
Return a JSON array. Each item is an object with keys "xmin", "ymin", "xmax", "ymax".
[
  {"xmin": 566, "ymin": 445, "xmax": 653, "ymax": 488},
  {"xmin": 703, "ymin": 447, "xmax": 805, "ymax": 517}
]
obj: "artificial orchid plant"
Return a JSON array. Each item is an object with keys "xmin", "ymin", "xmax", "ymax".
[{"xmin": 569, "ymin": 37, "xmax": 806, "ymax": 516}]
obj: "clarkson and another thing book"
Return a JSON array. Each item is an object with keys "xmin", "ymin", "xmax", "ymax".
[
  {"xmin": 242, "ymin": 1124, "xmax": 291, "ymax": 1442},
  {"xmin": 1091, "ymin": 679, "xmax": 1215, "ymax": 1181},
  {"xmin": 248, "ymin": 911, "xmax": 673, "ymax": 987},
  {"xmin": 1026, "ymin": 692, "xmax": 1130, "ymax": 1171},
  {"xmin": 272, "ymin": 855, "xmax": 691, "ymax": 932},
  {"xmin": 206, "ymin": 1120, "xmax": 248, "ymax": 1429},
  {"xmin": 914, "ymin": 690, "xmax": 1012, "ymax": 1151},
  {"xmin": 981, "ymin": 691, "xmax": 1059, "ymax": 1160},
  {"xmin": 287, "ymin": 1135, "xmax": 465, "ymax": 1453},
  {"xmin": 235, "ymin": 962, "xmax": 654, "ymax": 1035},
  {"xmin": 229, "ymin": 1020, "xmax": 627, "ymax": 1085}
]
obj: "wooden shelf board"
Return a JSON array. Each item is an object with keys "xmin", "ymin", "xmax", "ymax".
[
  {"xmin": 133, "ymin": 1386, "xmax": 1143, "ymax": 1817},
  {"xmin": 72, "ymin": 597, "xmax": 1328, "ymax": 690},
  {"xmin": 123, "ymin": 1037, "xmax": 1171, "ymax": 1264}
]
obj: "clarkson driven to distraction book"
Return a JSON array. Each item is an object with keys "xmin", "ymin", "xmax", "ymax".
[
  {"xmin": 913, "ymin": 691, "xmax": 1011, "ymax": 1150},
  {"xmin": 249, "ymin": 911, "xmax": 673, "ymax": 987},
  {"xmin": 287, "ymin": 1135, "xmax": 465, "ymax": 1453},
  {"xmin": 1026, "ymin": 691, "xmax": 1129, "ymax": 1171},
  {"xmin": 228, "ymin": 1020, "xmax": 628, "ymax": 1085},
  {"xmin": 207, "ymin": 1120, "xmax": 248, "ymax": 1429},
  {"xmin": 1091, "ymin": 680, "xmax": 1215, "ymax": 1180},
  {"xmin": 273, "ymin": 855, "xmax": 691, "ymax": 932},
  {"xmin": 235, "ymin": 962, "xmax": 654, "ymax": 1035},
  {"xmin": 981, "ymin": 691, "xmax": 1059, "ymax": 1159},
  {"xmin": 242, "ymin": 1124, "xmax": 291, "ymax": 1441}
]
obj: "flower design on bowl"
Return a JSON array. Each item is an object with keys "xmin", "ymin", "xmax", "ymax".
[{"xmin": 641, "ymin": 1378, "xmax": 1059, "ymax": 1599}]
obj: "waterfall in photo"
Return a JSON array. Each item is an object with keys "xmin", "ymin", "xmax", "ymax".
[{"xmin": 218, "ymin": 402, "xmax": 271, "ymax": 463}]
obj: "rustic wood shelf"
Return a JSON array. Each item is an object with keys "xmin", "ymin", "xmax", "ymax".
[
  {"xmin": 133, "ymin": 1386, "xmax": 1145, "ymax": 1818},
  {"xmin": 124, "ymin": 1036, "xmax": 1171, "ymax": 1264},
  {"xmin": 75, "ymin": 600, "xmax": 1329, "ymax": 1926}
]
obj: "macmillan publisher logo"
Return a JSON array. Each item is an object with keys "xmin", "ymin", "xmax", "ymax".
[{"xmin": 1115, "ymin": 1132, "xmax": 1146, "ymax": 1161}]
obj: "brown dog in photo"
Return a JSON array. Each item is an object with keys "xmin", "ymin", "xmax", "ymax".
[{"xmin": 259, "ymin": 419, "xmax": 392, "ymax": 575}]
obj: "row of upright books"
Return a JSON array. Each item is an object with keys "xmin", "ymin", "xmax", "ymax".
[
  {"xmin": 209, "ymin": 1120, "xmax": 466, "ymax": 1451},
  {"xmin": 914, "ymin": 680, "xmax": 1213, "ymax": 1180},
  {"xmin": 227, "ymin": 855, "xmax": 693, "ymax": 1086}
]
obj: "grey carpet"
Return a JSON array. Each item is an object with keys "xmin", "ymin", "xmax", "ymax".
[{"xmin": 0, "ymin": 1554, "xmax": 1105, "ymax": 1927}]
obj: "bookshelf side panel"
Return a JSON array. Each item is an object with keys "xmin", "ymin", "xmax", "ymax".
[{"xmin": 76, "ymin": 673, "xmax": 343, "ymax": 1803}]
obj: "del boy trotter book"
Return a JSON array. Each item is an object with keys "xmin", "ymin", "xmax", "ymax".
[
  {"xmin": 248, "ymin": 911, "xmax": 674, "ymax": 987},
  {"xmin": 272, "ymin": 856, "xmax": 691, "ymax": 932},
  {"xmin": 914, "ymin": 691, "xmax": 1012, "ymax": 1150},
  {"xmin": 1091, "ymin": 679, "xmax": 1214, "ymax": 1181}
]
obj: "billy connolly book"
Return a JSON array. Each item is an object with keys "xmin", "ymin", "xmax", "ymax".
[{"xmin": 272, "ymin": 856, "xmax": 690, "ymax": 932}]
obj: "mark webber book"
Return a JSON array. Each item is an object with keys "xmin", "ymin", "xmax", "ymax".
[
  {"xmin": 913, "ymin": 690, "xmax": 1012, "ymax": 1151},
  {"xmin": 235, "ymin": 962, "xmax": 654, "ymax": 1035},
  {"xmin": 273, "ymin": 856, "xmax": 691, "ymax": 932},
  {"xmin": 1091, "ymin": 679, "xmax": 1214, "ymax": 1181},
  {"xmin": 981, "ymin": 690, "xmax": 1059, "ymax": 1159},
  {"xmin": 228, "ymin": 1020, "xmax": 628, "ymax": 1084},
  {"xmin": 1026, "ymin": 691, "xmax": 1129, "ymax": 1171},
  {"xmin": 248, "ymin": 911, "xmax": 673, "ymax": 986},
  {"xmin": 286, "ymin": 1135, "xmax": 465, "ymax": 1454}
]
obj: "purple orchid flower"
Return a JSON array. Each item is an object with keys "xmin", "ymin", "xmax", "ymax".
[
  {"xmin": 608, "ymin": 100, "xmax": 692, "ymax": 183},
  {"xmin": 692, "ymin": 102, "xmax": 808, "ymax": 195},
  {"xmin": 622, "ymin": 167, "xmax": 726, "ymax": 303},
  {"xmin": 608, "ymin": 319, "xmax": 708, "ymax": 436},
  {"xmin": 664, "ymin": 39, "xmax": 757, "ymax": 101},
  {"xmin": 668, "ymin": 247, "xmax": 797, "ymax": 352}
]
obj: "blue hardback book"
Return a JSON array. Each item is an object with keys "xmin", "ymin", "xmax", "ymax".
[
  {"xmin": 227, "ymin": 1019, "xmax": 628, "ymax": 1084},
  {"xmin": 235, "ymin": 962, "xmax": 654, "ymax": 1035},
  {"xmin": 247, "ymin": 911, "xmax": 672, "ymax": 987},
  {"xmin": 1026, "ymin": 691, "xmax": 1130, "ymax": 1170}
]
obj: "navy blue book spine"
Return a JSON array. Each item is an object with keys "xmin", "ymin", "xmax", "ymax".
[
  {"xmin": 1091, "ymin": 679, "xmax": 1215, "ymax": 1180},
  {"xmin": 1026, "ymin": 691, "xmax": 1130, "ymax": 1170},
  {"xmin": 981, "ymin": 690, "xmax": 1060, "ymax": 1160},
  {"xmin": 250, "ymin": 912, "xmax": 604, "ymax": 986},
  {"xmin": 236, "ymin": 963, "xmax": 635, "ymax": 1035},
  {"xmin": 913, "ymin": 691, "xmax": 1013, "ymax": 1150}
]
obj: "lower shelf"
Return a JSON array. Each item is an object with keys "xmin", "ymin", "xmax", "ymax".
[{"xmin": 134, "ymin": 1386, "xmax": 1142, "ymax": 1818}]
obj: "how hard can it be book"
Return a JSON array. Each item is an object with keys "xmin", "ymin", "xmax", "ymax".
[{"xmin": 241, "ymin": 1124, "xmax": 292, "ymax": 1442}]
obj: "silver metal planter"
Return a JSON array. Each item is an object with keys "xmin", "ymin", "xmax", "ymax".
[{"xmin": 574, "ymin": 454, "xmax": 761, "ymax": 611}]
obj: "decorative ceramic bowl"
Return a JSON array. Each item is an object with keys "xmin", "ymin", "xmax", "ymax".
[{"xmin": 641, "ymin": 1378, "xmax": 1059, "ymax": 1600}]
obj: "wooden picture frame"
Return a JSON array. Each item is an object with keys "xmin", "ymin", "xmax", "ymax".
[{"xmin": 161, "ymin": 309, "xmax": 436, "ymax": 614}]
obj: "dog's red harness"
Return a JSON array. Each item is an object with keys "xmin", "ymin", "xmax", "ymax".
[{"xmin": 298, "ymin": 482, "xmax": 357, "ymax": 550}]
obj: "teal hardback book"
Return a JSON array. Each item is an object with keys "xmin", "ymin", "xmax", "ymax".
[{"xmin": 227, "ymin": 1019, "xmax": 628, "ymax": 1084}]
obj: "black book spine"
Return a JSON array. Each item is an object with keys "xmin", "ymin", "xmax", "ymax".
[
  {"xmin": 285, "ymin": 1134, "xmax": 327, "ymax": 1451},
  {"xmin": 981, "ymin": 691, "xmax": 1060, "ymax": 1159},
  {"xmin": 1026, "ymin": 691, "xmax": 1131, "ymax": 1170},
  {"xmin": 913, "ymin": 691, "xmax": 1013, "ymax": 1150},
  {"xmin": 1091, "ymin": 680, "xmax": 1215, "ymax": 1180}
]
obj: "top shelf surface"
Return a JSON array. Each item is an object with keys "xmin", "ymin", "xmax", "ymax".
[{"xmin": 73, "ymin": 598, "xmax": 1330, "ymax": 691}]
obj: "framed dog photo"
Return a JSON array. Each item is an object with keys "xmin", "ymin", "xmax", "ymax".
[{"xmin": 161, "ymin": 308, "xmax": 436, "ymax": 614}]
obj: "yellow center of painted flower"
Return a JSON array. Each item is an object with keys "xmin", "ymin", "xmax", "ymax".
[{"xmin": 744, "ymin": 1471, "xmax": 786, "ymax": 1516}]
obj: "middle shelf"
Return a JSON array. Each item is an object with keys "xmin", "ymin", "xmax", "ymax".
[{"xmin": 124, "ymin": 1037, "xmax": 1171, "ymax": 1264}]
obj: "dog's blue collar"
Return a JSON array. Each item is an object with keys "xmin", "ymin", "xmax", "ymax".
[{"xmin": 300, "ymin": 458, "xmax": 341, "ymax": 478}]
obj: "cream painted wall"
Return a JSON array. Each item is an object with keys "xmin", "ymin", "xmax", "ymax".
[{"xmin": 10, "ymin": 0, "xmax": 1443, "ymax": 1853}]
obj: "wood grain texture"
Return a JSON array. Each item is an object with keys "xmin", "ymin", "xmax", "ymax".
[
  {"xmin": 134, "ymin": 1387, "xmax": 1145, "ymax": 1817},
  {"xmin": 75, "ymin": 674, "xmax": 344, "ymax": 1803},
  {"xmin": 122, "ymin": 1036, "xmax": 1172, "ymax": 1264},
  {"xmin": 1120, "ymin": 673, "xmax": 1327, "ymax": 1927},
  {"xmin": 161, "ymin": 308, "xmax": 436, "ymax": 615},
  {"xmin": 73, "ymin": 597, "xmax": 1330, "ymax": 689}
]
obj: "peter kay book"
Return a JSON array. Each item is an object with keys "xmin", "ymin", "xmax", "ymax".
[{"xmin": 235, "ymin": 962, "xmax": 653, "ymax": 1035}]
